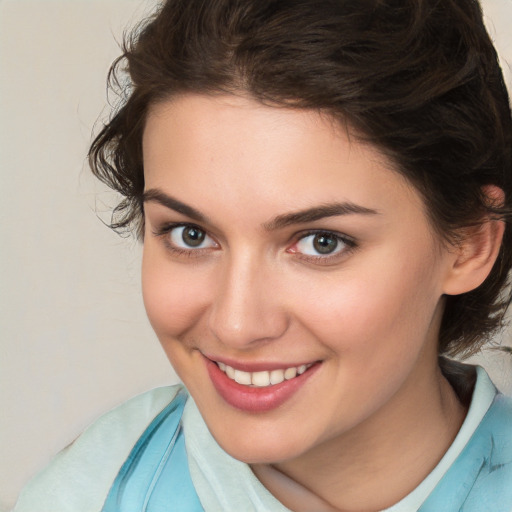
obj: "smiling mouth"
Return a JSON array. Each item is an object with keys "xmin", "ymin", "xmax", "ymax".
[
  {"xmin": 216, "ymin": 361, "xmax": 314, "ymax": 387},
  {"xmin": 206, "ymin": 357, "xmax": 320, "ymax": 412}
]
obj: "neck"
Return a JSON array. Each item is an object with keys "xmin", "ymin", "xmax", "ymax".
[{"xmin": 252, "ymin": 360, "xmax": 467, "ymax": 512}]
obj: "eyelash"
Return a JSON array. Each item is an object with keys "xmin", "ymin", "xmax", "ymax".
[{"xmin": 152, "ymin": 223, "xmax": 357, "ymax": 264}]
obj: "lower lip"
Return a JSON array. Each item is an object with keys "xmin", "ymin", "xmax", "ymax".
[{"xmin": 205, "ymin": 358, "xmax": 320, "ymax": 413}]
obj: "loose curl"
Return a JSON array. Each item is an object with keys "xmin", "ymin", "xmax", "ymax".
[{"xmin": 89, "ymin": 0, "xmax": 512, "ymax": 357}]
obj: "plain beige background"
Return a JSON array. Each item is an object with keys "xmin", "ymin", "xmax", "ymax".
[{"xmin": 1, "ymin": 0, "xmax": 511, "ymax": 509}]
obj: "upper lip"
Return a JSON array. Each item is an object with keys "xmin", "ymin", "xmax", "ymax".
[{"xmin": 203, "ymin": 354, "xmax": 319, "ymax": 372}]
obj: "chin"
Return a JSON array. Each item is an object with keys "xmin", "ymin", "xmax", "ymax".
[{"xmin": 208, "ymin": 418, "xmax": 310, "ymax": 465}]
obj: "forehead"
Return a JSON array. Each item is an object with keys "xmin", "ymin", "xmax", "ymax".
[{"xmin": 142, "ymin": 94, "xmax": 428, "ymax": 230}]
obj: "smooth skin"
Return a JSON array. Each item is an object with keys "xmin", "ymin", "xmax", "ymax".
[{"xmin": 141, "ymin": 94, "xmax": 503, "ymax": 511}]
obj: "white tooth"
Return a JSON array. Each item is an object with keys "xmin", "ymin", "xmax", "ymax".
[
  {"xmin": 226, "ymin": 365, "xmax": 236, "ymax": 379},
  {"xmin": 270, "ymin": 369, "xmax": 285, "ymax": 385},
  {"xmin": 234, "ymin": 369, "xmax": 252, "ymax": 385},
  {"xmin": 252, "ymin": 371, "xmax": 271, "ymax": 387},
  {"xmin": 218, "ymin": 362, "xmax": 226, "ymax": 371},
  {"xmin": 284, "ymin": 367, "xmax": 297, "ymax": 380},
  {"xmin": 297, "ymin": 364, "xmax": 307, "ymax": 375}
]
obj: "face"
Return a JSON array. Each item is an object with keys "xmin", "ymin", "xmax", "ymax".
[{"xmin": 141, "ymin": 94, "xmax": 455, "ymax": 464}]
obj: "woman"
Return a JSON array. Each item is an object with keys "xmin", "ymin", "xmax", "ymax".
[{"xmin": 13, "ymin": 0, "xmax": 512, "ymax": 510}]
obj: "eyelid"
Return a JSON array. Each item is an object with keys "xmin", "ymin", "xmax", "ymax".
[{"xmin": 152, "ymin": 221, "xmax": 200, "ymax": 237}]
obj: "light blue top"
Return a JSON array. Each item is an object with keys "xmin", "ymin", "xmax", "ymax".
[
  {"xmin": 101, "ymin": 389, "xmax": 202, "ymax": 512},
  {"xmin": 13, "ymin": 367, "xmax": 512, "ymax": 512}
]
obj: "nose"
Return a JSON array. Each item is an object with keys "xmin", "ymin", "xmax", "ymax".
[{"xmin": 207, "ymin": 252, "xmax": 289, "ymax": 349}]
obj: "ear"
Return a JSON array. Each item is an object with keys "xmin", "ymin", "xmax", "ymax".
[{"xmin": 443, "ymin": 186, "xmax": 505, "ymax": 296}]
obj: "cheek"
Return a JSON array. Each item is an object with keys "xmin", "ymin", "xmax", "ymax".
[
  {"xmin": 295, "ymin": 250, "xmax": 442, "ymax": 358},
  {"xmin": 141, "ymin": 248, "xmax": 209, "ymax": 340}
]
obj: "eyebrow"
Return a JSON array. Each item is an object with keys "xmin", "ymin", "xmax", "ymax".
[
  {"xmin": 143, "ymin": 189, "xmax": 208, "ymax": 223},
  {"xmin": 143, "ymin": 188, "xmax": 378, "ymax": 230},
  {"xmin": 263, "ymin": 202, "xmax": 379, "ymax": 230}
]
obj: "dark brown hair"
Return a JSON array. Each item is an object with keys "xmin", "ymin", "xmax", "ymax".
[{"xmin": 89, "ymin": 0, "xmax": 512, "ymax": 357}]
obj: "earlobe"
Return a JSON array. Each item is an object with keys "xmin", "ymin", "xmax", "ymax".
[{"xmin": 443, "ymin": 186, "xmax": 505, "ymax": 296}]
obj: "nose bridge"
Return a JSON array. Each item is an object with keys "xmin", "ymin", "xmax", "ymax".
[{"xmin": 208, "ymin": 249, "xmax": 288, "ymax": 347}]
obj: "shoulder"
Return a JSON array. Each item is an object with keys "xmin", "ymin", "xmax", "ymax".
[
  {"xmin": 421, "ymin": 368, "xmax": 512, "ymax": 511},
  {"xmin": 13, "ymin": 385, "xmax": 183, "ymax": 512},
  {"xmin": 459, "ymin": 392, "xmax": 512, "ymax": 511}
]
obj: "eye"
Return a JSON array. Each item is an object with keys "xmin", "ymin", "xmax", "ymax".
[
  {"xmin": 289, "ymin": 231, "xmax": 354, "ymax": 260},
  {"xmin": 296, "ymin": 232, "xmax": 343, "ymax": 255},
  {"xmin": 155, "ymin": 223, "xmax": 218, "ymax": 253},
  {"xmin": 170, "ymin": 225, "xmax": 213, "ymax": 248}
]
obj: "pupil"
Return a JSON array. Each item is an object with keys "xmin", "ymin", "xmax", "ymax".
[
  {"xmin": 313, "ymin": 234, "xmax": 338, "ymax": 254},
  {"xmin": 182, "ymin": 227, "xmax": 205, "ymax": 247}
]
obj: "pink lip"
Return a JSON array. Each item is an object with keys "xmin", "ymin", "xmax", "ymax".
[{"xmin": 205, "ymin": 357, "xmax": 320, "ymax": 413}]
